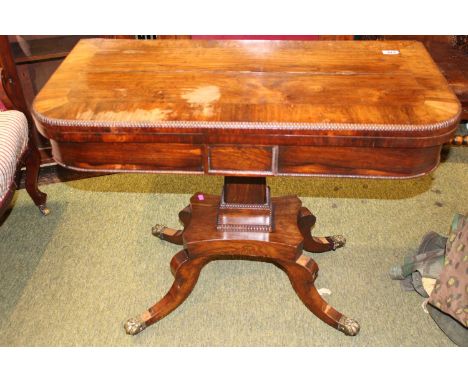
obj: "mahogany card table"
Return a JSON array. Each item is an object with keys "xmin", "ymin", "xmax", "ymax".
[{"xmin": 32, "ymin": 39, "xmax": 461, "ymax": 336}]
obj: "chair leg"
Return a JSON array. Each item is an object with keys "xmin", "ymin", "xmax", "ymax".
[{"xmin": 24, "ymin": 141, "xmax": 49, "ymax": 215}]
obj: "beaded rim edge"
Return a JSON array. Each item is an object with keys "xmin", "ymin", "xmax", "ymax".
[{"xmin": 33, "ymin": 108, "xmax": 461, "ymax": 132}]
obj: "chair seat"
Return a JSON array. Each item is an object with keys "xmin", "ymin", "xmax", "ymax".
[{"xmin": 0, "ymin": 110, "xmax": 28, "ymax": 203}]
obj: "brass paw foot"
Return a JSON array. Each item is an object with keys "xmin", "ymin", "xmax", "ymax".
[
  {"xmin": 337, "ymin": 315, "xmax": 360, "ymax": 336},
  {"xmin": 39, "ymin": 204, "xmax": 50, "ymax": 216},
  {"xmin": 330, "ymin": 235, "xmax": 346, "ymax": 250},
  {"xmin": 152, "ymin": 224, "xmax": 166, "ymax": 239},
  {"xmin": 124, "ymin": 317, "xmax": 147, "ymax": 335}
]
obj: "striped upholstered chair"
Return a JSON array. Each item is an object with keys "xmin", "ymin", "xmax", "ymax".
[{"xmin": 0, "ymin": 69, "xmax": 49, "ymax": 219}]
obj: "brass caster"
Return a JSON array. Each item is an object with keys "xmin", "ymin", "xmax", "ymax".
[
  {"xmin": 124, "ymin": 317, "xmax": 147, "ymax": 335},
  {"xmin": 330, "ymin": 235, "xmax": 346, "ymax": 250},
  {"xmin": 337, "ymin": 315, "xmax": 360, "ymax": 336},
  {"xmin": 152, "ymin": 223, "xmax": 166, "ymax": 239},
  {"xmin": 39, "ymin": 204, "xmax": 50, "ymax": 216}
]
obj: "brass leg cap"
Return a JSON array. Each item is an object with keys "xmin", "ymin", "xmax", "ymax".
[
  {"xmin": 337, "ymin": 315, "xmax": 360, "ymax": 336},
  {"xmin": 330, "ymin": 235, "xmax": 346, "ymax": 250},
  {"xmin": 152, "ymin": 224, "xmax": 166, "ymax": 239},
  {"xmin": 124, "ymin": 317, "xmax": 147, "ymax": 335},
  {"xmin": 39, "ymin": 204, "xmax": 50, "ymax": 216}
]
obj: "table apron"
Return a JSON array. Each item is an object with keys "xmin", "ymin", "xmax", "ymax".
[{"xmin": 50, "ymin": 140, "xmax": 442, "ymax": 179}]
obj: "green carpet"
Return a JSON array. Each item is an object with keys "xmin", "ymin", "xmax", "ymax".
[{"xmin": 0, "ymin": 147, "xmax": 466, "ymax": 346}]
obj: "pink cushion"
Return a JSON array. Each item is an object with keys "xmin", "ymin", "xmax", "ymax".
[{"xmin": 0, "ymin": 110, "xmax": 29, "ymax": 202}]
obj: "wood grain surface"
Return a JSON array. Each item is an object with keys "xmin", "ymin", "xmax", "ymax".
[
  {"xmin": 34, "ymin": 38, "xmax": 460, "ymax": 128},
  {"xmin": 32, "ymin": 38, "xmax": 461, "ymax": 178}
]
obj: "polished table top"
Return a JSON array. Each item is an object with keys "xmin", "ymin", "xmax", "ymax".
[{"xmin": 33, "ymin": 39, "xmax": 461, "ymax": 178}]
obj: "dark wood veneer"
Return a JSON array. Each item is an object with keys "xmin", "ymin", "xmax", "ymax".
[
  {"xmin": 209, "ymin": 145, "xmax": 274, "ymax": 174},
  {"xmin": 51, "ymin": 141, "xmax": 204, "ymax": 172},
  {"xmin": 277, "ymin": 145, "xmax": 441, "ymax": 178},
  {"xmin": 49, "ymin": 141, "xmax": 442, "ymax": 178}
]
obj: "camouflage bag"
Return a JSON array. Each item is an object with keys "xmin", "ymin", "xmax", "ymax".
[
  {"xmin": 389, "ymin": 231, "xmax": 447, "ymax": 297},
  {"xmin": 427, "ymin": 213, "xmax": 468, "ymax": 346}
]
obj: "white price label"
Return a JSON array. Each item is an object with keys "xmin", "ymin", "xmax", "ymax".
[{"xmin": 382, "ymin": 50, "xmax": 400, "ymax": 55}]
